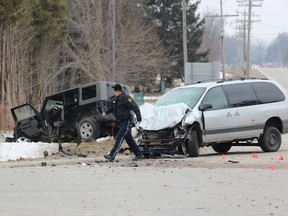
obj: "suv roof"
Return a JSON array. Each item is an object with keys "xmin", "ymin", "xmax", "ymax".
[{"xmin": 45, "ymin": 81, "xmax": 130, "ymax": 103}]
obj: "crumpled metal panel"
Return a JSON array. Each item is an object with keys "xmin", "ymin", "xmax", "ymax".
[{"xmin": 139, "ymin": 103, "xmax": 191, "ymax": 130}]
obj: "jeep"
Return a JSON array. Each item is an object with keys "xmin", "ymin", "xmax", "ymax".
[
  {"xmin": 9, "ymin": 81, "xmax": 131, "ymax": 143},
  {"xmin": 138, "ymin": 78, "xmax": 288, "ymax": 157}
]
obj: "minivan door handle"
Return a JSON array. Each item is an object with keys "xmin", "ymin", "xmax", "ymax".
[
  {"xmin": 226, "ymin": 112, "xmax": 232, "ymax": 117},
  {"xmin": 234, "ymin": 111, "xmax": 240, "ymax": 116}
]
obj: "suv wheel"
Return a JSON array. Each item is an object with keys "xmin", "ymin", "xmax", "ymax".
[
  {"xmin": 212, "ymin": 143, "xmax": 232, "ymax": 153},
  {"xmin": 78, "ymin": 118, "xmax": 100, "ymax": 141},
  {"xmin": 259, "ymin": 126, "xmax": 281, "ymax": 152},
  {"xmin": 16, "ymin": 137, "xmax": 32, "ymax": 143},
  {"xmin": 186, "ymin": 130, "xmax": 199, "ymax": 157}
]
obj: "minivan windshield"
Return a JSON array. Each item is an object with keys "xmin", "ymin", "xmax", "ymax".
[{"xmin": 155, "ymin": 87, "xmax": 206, "ymax": 108}]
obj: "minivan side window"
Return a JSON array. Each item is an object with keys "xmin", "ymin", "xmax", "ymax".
[
  {"xmin": 252, "ymin": 82, "xmax": 285, "ymax": 103},
  {"xmin": 222, "ymin": 83, "xmax": 258, "ymax": 107},
  {"xmin": 202, "ymin": 86, "xmax": 228, "ymax": 110}
]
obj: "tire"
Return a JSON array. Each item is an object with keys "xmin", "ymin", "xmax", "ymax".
[
  {"xmin": 186, "ymin": 130, "xmax": 199, "ymax": 157},
  {"xmin": 259, "ymin": 126, "xmax": 281, "ymax": 152},
  {"xmin": 212, "ymin": 143, "xmax": 232, "ymax": 153},
  {"xmin": 143, "ymin": 153, "xmax": 150, "ymax": 158},
  {"xmin": 77, "ymin": 118, "xmax": 100, "ymax": 142}
]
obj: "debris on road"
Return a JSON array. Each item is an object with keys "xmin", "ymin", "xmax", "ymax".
[{"xmin": 228, "ymin": 160, "xmax": 240, "ymax": 164}]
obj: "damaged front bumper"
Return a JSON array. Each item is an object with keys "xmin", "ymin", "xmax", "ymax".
[{"xmin": 138, "ymin": 125, "xmax": 188, "ymax": 155}]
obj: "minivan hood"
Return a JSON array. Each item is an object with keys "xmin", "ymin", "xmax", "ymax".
[{"xmin": 139, "ymin": 103, "xmax": 191, "ymax": 130}]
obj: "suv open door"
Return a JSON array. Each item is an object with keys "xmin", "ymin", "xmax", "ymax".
[{"xmin": 11, "ymin": 103, "xmax": 47, "ymax": 142}]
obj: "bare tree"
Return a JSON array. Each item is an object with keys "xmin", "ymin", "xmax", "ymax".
[
  {"xmin": 200, "ymin": 11, "xmax": 222, "ymax": 62},
  {"xmin": 266, "ymin": 33, "xmax": 288, "ymax": 67},
  {"xmin": 55, "ymin": 0, "xmax": 106, "ymax": 90},
  {"xmin": 113, "ymin": 0, "xmax": 174, "ymax": 88},
  {"xmin": 57, "ymin": 0, "xmax": 173, "ymax": 90},
  {"xmin": 116, "ymin": 19, "xmax": 172, "ymax": 88},
  {"xmin": 0, "ymin": 4, "xmax": 35, "ymax": 130},
  {"xmin": 0, "ymin": 0, "xmax": 175, "ymax": 131}
]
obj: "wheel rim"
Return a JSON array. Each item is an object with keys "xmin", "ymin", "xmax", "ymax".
[
  {"xmin": 80, "ymin": 122, "xmax": 93, "ymax": 138},
  {"xmin": 16, "ymin": 137, "xmax": 31, "ymax": 143},
  {"xmin": 268, "ymin": 133, "xmax": 278, "ymax": 147}
]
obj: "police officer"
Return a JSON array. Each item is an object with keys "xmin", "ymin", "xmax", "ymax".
[{"xmin": 102, "ymin": 83, "xmax": 144, "ymax": 162}]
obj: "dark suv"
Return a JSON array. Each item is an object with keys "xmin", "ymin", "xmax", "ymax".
[{"xmin": 9, "ymin": 81, "xmax": 131, "ymax": 143}]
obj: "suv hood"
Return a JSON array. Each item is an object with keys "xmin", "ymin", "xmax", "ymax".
[{"xmin": 139, "ymin": 103, "xmax": 191, "ymax": 130}]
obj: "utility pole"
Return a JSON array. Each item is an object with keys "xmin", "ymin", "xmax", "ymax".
[
  {"xmin": 237, "ymin": 0, "xmax": 262, "ymax": 77},
  {"xmin": 220, "ymin": 0, "xmax": 225, "ymax": 79},
  {"xmin": 246, "ymin": 0, "xmax": 252, "ymax": 77},
  {"xmin": 235, "ymin": 10, "xmax": 248, "ymax": 75},
  {"xmin": 110, "ymin": 0, "xmax": 116, "ymax": 82},
  {"xmin": 182, "ymin": 0, "xmax": 188, "ymax": 65},
  {"xmin": 243, "ymin": 10, "xmax": 246, "ymax": 71}
]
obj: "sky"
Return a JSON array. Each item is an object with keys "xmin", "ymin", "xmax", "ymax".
[{"xmin": 198, "ymin": 0, "xmax": 288, "ymax": 43}]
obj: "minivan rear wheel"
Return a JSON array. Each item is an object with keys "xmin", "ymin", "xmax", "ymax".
[
  {"xmin": 78, "ymin": 118, "xmax": 100, "ymax": 142},
  {"xmin": 212, "ymin": 143, "xmax": 232, "ymax": 153},
  {"xmin": 186, "ymin": 130, "xmax": 199, "ymax": 157},
  {"xmin": 259, "ymin": 126, "xmax": 281, "ymax": 152}
]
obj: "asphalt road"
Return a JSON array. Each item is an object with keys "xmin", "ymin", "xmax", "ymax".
[
  {"xmin": 1, "ymin": 68, "xmax": 288, "ymax": 216},
  {"xmin": 0, "ymin": 144, "xmax": 288, "ymax": 216},
  {"xmin": 258, "ymin": 68, "xmax": 288, "ymax": 90}
]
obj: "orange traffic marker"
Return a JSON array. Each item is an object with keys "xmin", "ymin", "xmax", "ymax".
[
  {"xmin": 221, "ymin": 154, "xmax": 226, "ymax": 160},
  {"xmin": 270, "ymin": 165, "xmax": 276, "ymax": 171},
  {"xmin": 252, "ymin": 153, "xmax": 258, "ymax": 158},
  {"xmin": 278, "ymin": 155, "xmax": 284, "ymax": 160}
]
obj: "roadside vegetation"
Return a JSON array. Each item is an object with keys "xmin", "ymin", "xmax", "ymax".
[
  {"xmin": 0, "ymin": 0, "xmax": 207, "ymax": 131},
  {"xmin": 0, "ymin": 0, "xmax": 283, "ymax": 131}
]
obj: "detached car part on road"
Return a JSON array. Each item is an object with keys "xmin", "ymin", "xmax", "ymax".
[
  {"xmin": 9, "ymin": 81, "xmax": 131, "ymax": 143},
  {"xmin": 138, "ymin": 78, "xmax": 288, "ymax": 157}
]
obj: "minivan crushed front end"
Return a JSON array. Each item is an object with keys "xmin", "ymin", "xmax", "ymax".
[{"xmin": 138, "ymin": 103, "xmax": 196, "ymax": 155}]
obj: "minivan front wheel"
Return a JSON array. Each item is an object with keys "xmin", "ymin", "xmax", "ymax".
[
  {"xmin": 186, "ymin": 130, "xmax": 199, "ymax": 157},
  {"xmin": 259, "ymin": 126, "xmax": 281, "ymax": 152},
  {"xmin": 78, "ymin": 118, "xmax": 100, "ymax": 142}
]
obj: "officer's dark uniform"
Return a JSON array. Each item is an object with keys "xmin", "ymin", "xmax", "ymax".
[{"xmin": 105, "ymin": 86, "xmax": 143, "ymax": 160}]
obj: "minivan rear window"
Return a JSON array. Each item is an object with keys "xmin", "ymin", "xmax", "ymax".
[
  {"xmin": 223, "ymin": 83, "xmax": 258, "ymax": 107},
  {"xmin": 252, "ymin": 82, "xmax": 285, "ymax": 103}
]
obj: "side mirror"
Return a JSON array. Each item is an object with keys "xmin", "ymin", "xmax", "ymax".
[{"xmin": 199, "ymin": 103, "xmax": 213, "ymax": 111}]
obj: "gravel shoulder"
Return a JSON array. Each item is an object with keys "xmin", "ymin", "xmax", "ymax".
[{"xmin": 1, "ymin": 136, "xmax": 288, "ymax": 170}]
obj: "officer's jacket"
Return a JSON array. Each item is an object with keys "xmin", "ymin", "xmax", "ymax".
[{"xmin": 106, "ymin": 92, "xmax": 142, "ymax": 122}]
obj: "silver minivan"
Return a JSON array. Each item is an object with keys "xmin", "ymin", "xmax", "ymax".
[{"xmin": 138, "ymin": 78, "xmax": 288, "ymax": 157}]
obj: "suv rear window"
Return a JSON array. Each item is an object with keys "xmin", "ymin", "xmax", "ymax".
[
  {"xmin": 252, "ymin": 82, "xmax": 285, "ymax": 103},
  {"xmin": 82, "ymin": 85, "xmax": 96, "ymax": 100}
]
